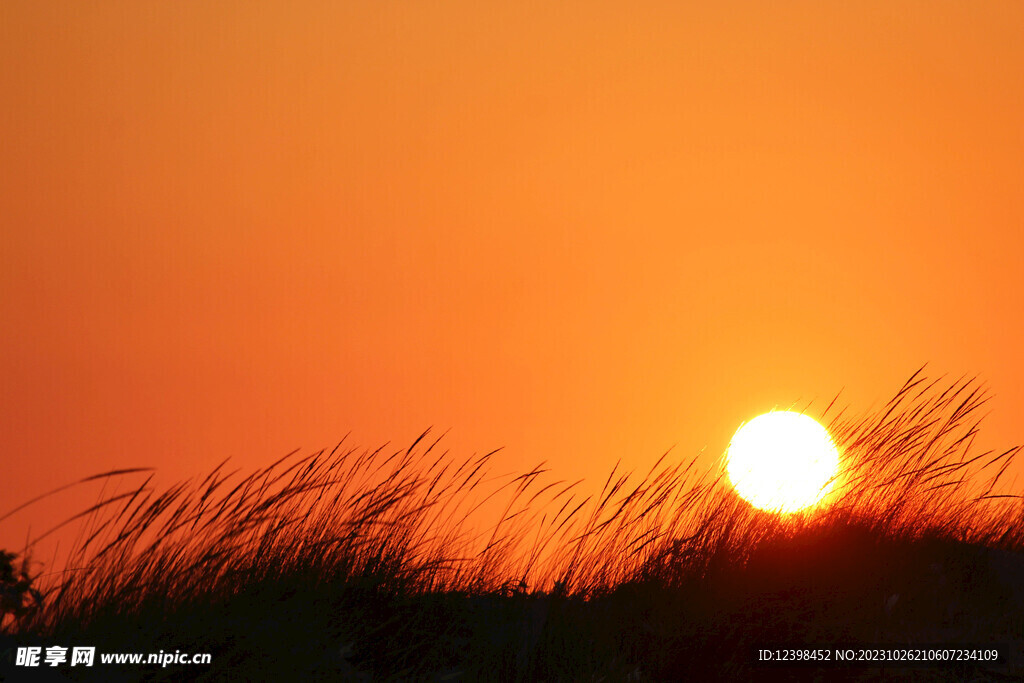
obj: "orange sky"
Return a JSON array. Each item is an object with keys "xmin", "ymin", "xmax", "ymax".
[{"xmin": 2, "ymin": 2, "xmax": 1023, "ymax": 553}]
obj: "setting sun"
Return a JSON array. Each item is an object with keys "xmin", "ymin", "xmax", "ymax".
[{"xmin": 725, "ymin": 411, "xmax": 840, "ymax": 513}]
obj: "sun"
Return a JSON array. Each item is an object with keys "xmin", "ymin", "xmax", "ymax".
[{"xmin": 725, "ymin": 411, "xmax": 840, "ymax": 513}]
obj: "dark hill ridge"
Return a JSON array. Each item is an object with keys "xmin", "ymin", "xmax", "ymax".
[{"xmin": 3, "ymin": 525, "xmax": 1022, "ymax": 681}]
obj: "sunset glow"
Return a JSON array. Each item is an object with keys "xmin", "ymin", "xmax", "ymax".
[{"xmin": 2, "ymin": 2, "xmax": 1023, "ymax": 563}]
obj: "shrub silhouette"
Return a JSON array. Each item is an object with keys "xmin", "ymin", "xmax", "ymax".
[{"xmin": 0, "ymin": 550, "xmax": 42, "ymax": 633}]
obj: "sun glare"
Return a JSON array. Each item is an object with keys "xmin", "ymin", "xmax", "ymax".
[{"xmin": 725, "ymin": 411, "xmax": 840, "ymax": 514}]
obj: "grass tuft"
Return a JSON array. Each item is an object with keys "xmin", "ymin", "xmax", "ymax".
[{"xmin": 2, "ymin": 371, "xmax": 1022, "ymax": 680}]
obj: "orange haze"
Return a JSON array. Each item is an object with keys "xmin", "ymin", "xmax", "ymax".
[{"xmin": 2, "ymin": 2, "xmax": 1023, "ymax": 556}]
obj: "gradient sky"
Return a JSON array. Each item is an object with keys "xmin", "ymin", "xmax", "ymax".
[{"xmin": 2, "ymin": 2, "xmax": 1023, "ymax": 551}]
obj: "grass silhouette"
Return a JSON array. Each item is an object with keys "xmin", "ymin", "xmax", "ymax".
[{"xmin": 2, "ymin": 369, "xmax": 1023, "ymax": 681}]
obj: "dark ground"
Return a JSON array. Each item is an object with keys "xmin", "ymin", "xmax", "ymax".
[{"xmin": 3, "ymin": 525, "xmax": 1022, "ymax": 682}]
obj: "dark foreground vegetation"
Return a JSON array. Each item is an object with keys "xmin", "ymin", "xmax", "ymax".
[{"xmin": 2, "ymin": 370, "xmax": 1023, "ymax": 681}]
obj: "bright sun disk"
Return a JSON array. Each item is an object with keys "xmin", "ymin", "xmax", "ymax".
[{"xmin": 725, "ymin": 411, "xmax": 840, "ymax": 513}]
